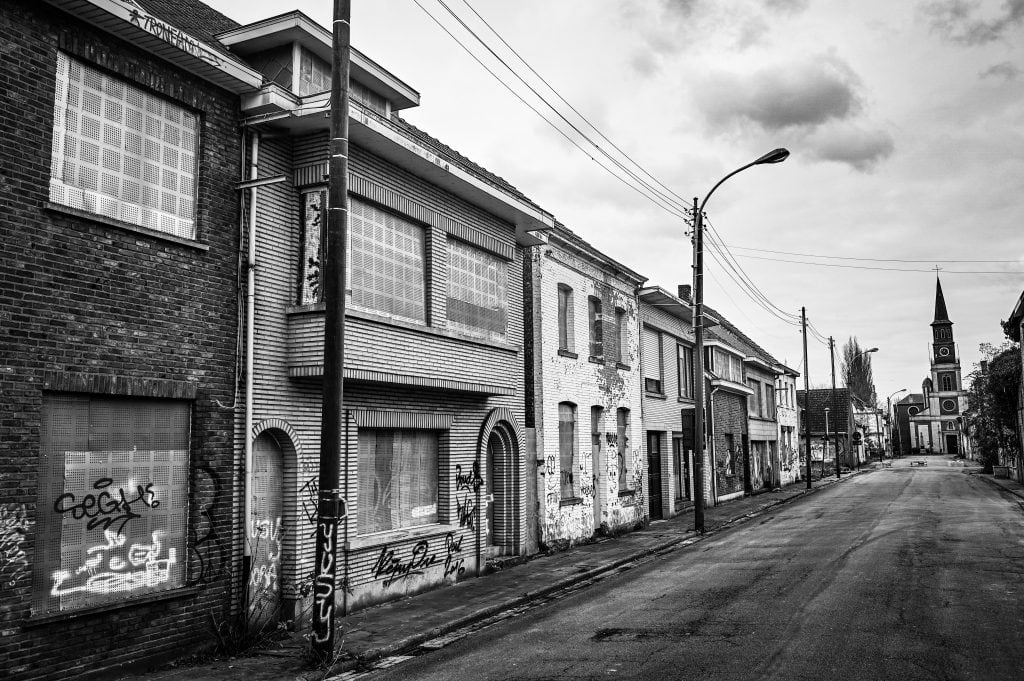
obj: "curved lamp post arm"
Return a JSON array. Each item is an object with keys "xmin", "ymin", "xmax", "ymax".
[{"xmin": 699, "ymin": 148, "xmax": 790, "ymax": 213}]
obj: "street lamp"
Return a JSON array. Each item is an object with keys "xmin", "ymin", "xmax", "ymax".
[
  {"xmin": 691, "ymin": 148, "xmax": 789, "ymax": 533},
  {"xmin": 886, "ymin": 388, "xmax": 908, "ymax": 460}
]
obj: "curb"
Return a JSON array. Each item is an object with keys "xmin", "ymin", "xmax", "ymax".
[
  {"xmin": 317, "ymin": 471, "xmax": 860, "ymax": 676},
  {"xmin": 974, "ymin": 472, "xmax": 1024, "ymax": 502}
]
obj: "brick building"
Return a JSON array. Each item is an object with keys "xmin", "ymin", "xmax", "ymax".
[
  {"xmin": 893, "ymin": 393, "xmax": 924, "ymax": 458},
  {"xmin": 797, "ymin": 388, "xmax": 855, "ymax": 472},
  {"xmin": 637, "ymin": 286, "xmax": 703, "ymax": 518},
  {"xmin": 775, "ymin": 365, "xmax": 801, "ymax": 485},
  {"xmin": 0, "ymin": 0, "xmax": 263, "ymax": 678},
  {"xmin": 1002, "ymin": 289, "xmax": 1024, "ymax": 483},
  {"xmin": 223, "ymin": 10, "xmax": 553, "ymax": 620},
  {"xmin": 525, "ymin": 224, "xmax": 646, "ymax": 546}
]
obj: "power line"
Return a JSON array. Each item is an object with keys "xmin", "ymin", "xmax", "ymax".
[
  {"xmin": 732, "ymin": 252, "xmax": 1024, "ymax": 274},
  {"xmin": 728, "ymin": 245, "xmax": 1020, "ymax": 264},
  {"xmin": 417, "ymin": 0, "xmax": 692, "ymax": 221}
]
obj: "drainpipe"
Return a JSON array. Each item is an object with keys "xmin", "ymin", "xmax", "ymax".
[
  {"xmin": 243, "ymin": 131, "xmax": 260, "ymax": 582},
  {"xmin": 709, "ymin": 385, "xmax": 720, "ymax": 505}
]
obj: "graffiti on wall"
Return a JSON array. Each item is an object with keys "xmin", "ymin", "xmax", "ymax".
[
  {"xmin": 0, "ymin": 503, "xmax": 30, "ymax": 588},
  {"xmin": 248, "ymin": 517, "xmax": 284, "ymax": 613},
  {"xmin": 454, "ymin": 463, "xmax": 482, "ymax": 532},
  {"xmin": 443, "ymin": 532, "xmax": 466, "ymax": 580},
  {"xmin": 299, "ymin": 476, "xmax": 319, "ymax": 537},
  {"xmin": 53, "ymin": 477, "xmax": 159, "ymax": 535},
  {"xmin": 311, "ymin": 518, "xmax": 337, "ymax": 645},
  {"xmin": 371, "ymin": 539, "xmax": 438, "ymax": 588},
  {"xmin": 51, "ymin": 527, "xmax": 176, "ymax": 596},
  {"xmin": 189, "ymin": 466, "xmax": 227, "ymax": 584}
]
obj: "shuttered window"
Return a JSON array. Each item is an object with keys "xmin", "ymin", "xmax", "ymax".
[
  {"xmin": 447, "ymin": 239, "xmax": 508, "ymax": 341},
  {"xmin": 50, "ymin": 53, "xmax": 199, "ymax": 239},
  {"xmin": 557, "ymin": 284, "xmax": 574, "ymax": 352},
  {"xmin": 34, "ymin": 396, "xmax": 189, "ymax": 615},
  {"xmin": 642, "ymin": 327, "xmax": 662, "ymax": 393},
  {"xmin": 357, "ymin": 429, "xmax": 438, "ymax": 535},
  {"xmin": 617, "ymin": 408, "xmax": 631, "ymax": 492},
  {"xmin": 348, "ymin": 199, "xmax": 426, "ymax": 322}
]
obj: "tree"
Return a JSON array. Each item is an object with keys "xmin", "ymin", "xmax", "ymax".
[
  {"xmin": 964, "ymin": 342, "xmax": 1021, "ymax": 472},
  {"xmin": 841, "ymin": 336, "xmax": 877, "ymax": 406}
]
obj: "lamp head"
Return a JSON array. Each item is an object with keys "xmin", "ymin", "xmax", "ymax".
[
  {"xmin": 866, "ymin": 347, "xmax": 879, "ymax": 353},
  {"xmin": 753, "ymin": 148, "xmax": 790, "ymax": 165}
]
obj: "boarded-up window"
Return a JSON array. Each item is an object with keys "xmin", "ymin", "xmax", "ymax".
[
  {"xmin": 34, "ymin": 396, "xmax": 189, "ymax": 615},
  {"xmin": 557, "ymin": 284, "xmax": 574, "ymax": 352},
  {"xmin": 615, "ymin": 307, "xmax": 628, "ymax": 364},
  {"xmin": 559, "ymin": 403, "xmax": 577, "ymax": 499},
  {"xmin": 357, "ymin": 430, "xmax": 438, "ymax": 535},
  {"xmin": 348, "ymin": 199, "xmax": 426, "ymax": 322},
  {"xmin": 297, "ymin": 47, "xmax": 331, "ymax": 96},
  {"xmin": 617, "ymin": 408, "xmax": 631, "ymax": 492},
  {"xmin": 50, "ymin": 53, "xmax": 199, "ymax": 239},
  {"xmin": 447, "ymin": 239, "xmax": 508, "ymax": 341},
  {"xmin": 588, "ymin": 297, "xmax": 603, "ymax": 359},
  {"xmin": 642, "ymin": 327, "xmax": 662, "ymax": 393}
]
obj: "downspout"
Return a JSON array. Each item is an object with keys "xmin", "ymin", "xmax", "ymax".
[
  {"xmin": 243, "ymin": 131, "xmax": 260, "ymax": 584},
  {"xmin": 709, "ymin": 385, "xmax": 720, "ymax": 505}
]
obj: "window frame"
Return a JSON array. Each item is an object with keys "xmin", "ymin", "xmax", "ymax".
[
  {"xmin": 643, "ymin": 327, "xmax": 663, "ymax": 394},
  {"xmin": 559, "ymin": 402, "xmax": 579, "ymax": 501},
  {"xmin": 588, "ymin": 296, "xmax": 603, "ymax": 360},
  {"xmin": 446, "ymin": 237, "xmax": 509, "ymax": 342},
  {"xmin": 557, "ymin": 284, "xmax": 574, "ymax": 353},
  {"xmin": 49, "ymin": 53, "xmax": 201, "ymax": 241},
  {"xmin": 356, "ymin": 428, "xmax": 440, "ymax": 536},
  {"xmin": 677, "ymin": 344, "xmax": 694, "ymax": 399},
  {"xmin": 616, "ymin": 408, "xmax": 631, "ymax": 493}
]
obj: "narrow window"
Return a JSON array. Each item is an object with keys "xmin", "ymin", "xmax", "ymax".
[
  {"xmin": 766, "ymin": 382, "xmax": 776, "ymax": 416},
  {"xmin": 615, "ymin": 307, "xmax": 628, "ymax": 364},
  {"xmin": 617, "ymin": 408, "xmax": 631, "ymax": 492},
  {"xmin": 557, "ymin": 284, "xmax": 574, "ymax": 352},
  {"xmin": 642, "ymin": 327, "xmax": 662, "ymax": 393},
  {"xmin": 748, "ymin": 379, "xmax": 761, "ymax": 417},
  {"xmin": 677, "ymin": 344, "xmax": 694, "ymax": 399},
  {"xmin": 299, "ymin": 189, "xmax": 325, "ymax": 304},
  {"xmin": 357, "ymin": 429, "xmax": 438, "ymax": 534},
  {"xmin": 591, "ymin": 406, "xmax": 604, "ymax": 460},
  {"xmin": 559, "ymin": 403, "xmax": 577, "ymax": 499},
  {"xmin": 941, "ymin": 374, "xmax": 953, "ymax": 391},
  {"xmin": 588, "ymin": 296, "xmax": 603, "ymax": 359}
]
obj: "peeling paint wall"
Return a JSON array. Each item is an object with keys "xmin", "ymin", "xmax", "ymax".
[{"xmin": 528, "ymin": 236, "xmax": 646, "ymax": 549}]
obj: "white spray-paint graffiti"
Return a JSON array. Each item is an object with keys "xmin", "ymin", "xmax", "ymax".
[
  {"xmin": 248, "ymin": 517, "xmax": 283, "ymax": 595},
  {"xmin": 51, "ymin": 528, "xmax": 175, "ymax": 596},
  {"xmin": 0, "ymin": 504, "xmax": 30, "ymax": 588}
]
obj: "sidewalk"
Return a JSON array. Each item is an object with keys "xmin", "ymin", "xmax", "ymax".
[{"xmin": 118, "ymin": 469, "xmax": 866, "ymax": 681}]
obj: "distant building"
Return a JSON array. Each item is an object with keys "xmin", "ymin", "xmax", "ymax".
[
  {"xmin": 894, "ymin": 393, "xmax": 925, "ymax": 458},
  {"xmin": 908, "ymin": 277, "xmax": 970, "ymax": 456},
  {"xmin": 775, "ymin": 366, "xmax": 801, "ymax": 485},
  {"xmin": 797, "ymin": 388, "xmax": 855, "ymax": 470}
]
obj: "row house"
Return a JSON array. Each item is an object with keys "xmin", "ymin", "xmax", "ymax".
[
  {"xmin": 525, "ymin": 224, "xmax": 646, "ymax": 547},
  {"xmin": 0, "ymin": 0, "xmax": 263, "ymax": 678},
  {"xmin": 797, "ymin": 388, "xmax": 855, "ymax": 472},
  {"xmin": 775, "ymin": 366, "xmax": 801, "ymax": 485},
  {"xmin": 224, "ymin": 11, "xmax": 553, "ymax": 620},
  {"xmin": 637, "ymin": 286, "xmax": 703, "ymax": 519},
  {"xmin": 1003, "ymin": 290, "xmax": 1024, "ymax": 482},
  {"xmin": 704, "ymin": 309, "xmax": 783, "ymax": 496}
]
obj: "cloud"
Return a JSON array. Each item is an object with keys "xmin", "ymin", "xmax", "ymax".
[
  {"xmin": 697, "ymin": 54, "xmax": 864, "ymax": 131},
  {"xmin": 802, "ymin": 122, "xmax": 896, "ymax": 172},
  {"xmin": 921, "ymin": 0, "xmax": 1024, "ymax": 45},
  {"xmin": 979, "ymin": 60, "xmax": 1021, "ymax": 80}
]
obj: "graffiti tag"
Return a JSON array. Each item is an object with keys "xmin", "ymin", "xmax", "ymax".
[
  {"xmin": 311, "ymin": 519, "xmax": 337, "ymax": 645},
  {"xmin": 54, "ymin": 478, "xmax": 158, "ymax": 536},
  {"xmin": 455, "ymin": 462, "xmax": 483, "ymax": 492},
  {"xmin": 51, "ymin": 529, "xmax": 175, "ymax": 596},
  {"xmin": 372, "ymin": 540, "xmax": 438, "ymax": 588},
  {"xmin": 0, "ymin": 504, "xmax": 30, "ymax": 588},
  {"xmin": 443, "ymin": 532, "xmax": 465, "ymax": 580}
]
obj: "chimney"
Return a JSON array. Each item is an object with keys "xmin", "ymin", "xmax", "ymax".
[{"xmin": 678, "ymin": 284, "xmax": 692, "ymax": 302}]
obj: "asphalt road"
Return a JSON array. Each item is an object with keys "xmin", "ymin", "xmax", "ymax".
[{"xmin": 362, "ymin": 462, "xmax": 1024, "ymax": 681}]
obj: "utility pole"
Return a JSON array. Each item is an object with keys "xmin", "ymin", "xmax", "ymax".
[
  {"xmin": 312, "ymin": 0, "xmax": 351, "ymax": 660},
  {"xmin": 691, "ymin": 197, "xmax": 706, "ymax": 534},
  {"xmin": 829, "ymin": 336, "xmax": 840, "ymax": 479},
  {"xmin": 801, "ymin": 307, "xmax": 812, "ymax": 489}
]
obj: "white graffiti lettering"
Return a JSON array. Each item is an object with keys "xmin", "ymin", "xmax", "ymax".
[{"xmin": 51, "ymin": 529, "xmax": 175, "ymax": 596}]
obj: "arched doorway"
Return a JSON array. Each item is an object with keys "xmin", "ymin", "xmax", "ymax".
[
  {"xmin": 248, "ymin": 431, "xmax": 284, "ymax": 632},
  {"xmin": 479, "ymin": 414, "xmax": 521, "ymax": 557}
]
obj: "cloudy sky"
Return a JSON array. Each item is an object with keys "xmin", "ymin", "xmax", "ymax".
[{"xmin": 205, "ymin": 0, "xmax": 1024, "ymax": 403}]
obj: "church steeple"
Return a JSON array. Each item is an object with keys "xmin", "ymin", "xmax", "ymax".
[{"xmin": 933, "ymin": 276, "xmax": 950, "ymax": 323}]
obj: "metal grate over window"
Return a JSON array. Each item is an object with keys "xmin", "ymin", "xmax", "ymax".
[
  {"xmin": 50, "ymin": 53, "xmax": 199, "ymax": 239},
  {"xmin": 33, "ymin": 396, "xmax": 189, "ymax": 615},
  {"xmin": 348, "ymin": 199, "xmax": 426, "ymax": 322},
  {"xmin": 446, "ymin": 239, "xmax": 508, "ymax": 341}
]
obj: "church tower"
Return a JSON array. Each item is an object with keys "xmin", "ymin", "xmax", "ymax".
[{"xmin": 910, "ymin": 276, "xmax": 969, "ymax": 455}]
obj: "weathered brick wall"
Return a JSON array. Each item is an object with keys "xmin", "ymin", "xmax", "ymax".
[
  {"xmin": 711, "ymin": 391, "xmax": 747, "ymax": 499},
  {"xmin": 526, "ymin": 239, "xmax": 644, "ymax": 547},
  {"xmin": 0, "ymin": 2, "xmax": 241, "ymax": 679},
  {"xmin": 245, "ymin": 133, "xmax": 527, "ymax": 618}
]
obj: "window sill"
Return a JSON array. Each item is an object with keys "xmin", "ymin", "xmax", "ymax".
[
  {"xmin": 558, "ymin": 348, "xmax": 579, "ymax": 359},
  {"xmin": 560, "ymin": 497, "xmax": 583, "ymax": 507},
  {"xmin": 615, "ymin": 362, "xmax": 631, "ymax": 371},
  {"xmin": 44, "ymin": 202, "xmax": 209, "ymax": 251},
  {"xmin": 677, "ymin": 396, "xmax": 695, "ymax": 403},
  {"xmin": 588, "ymin": 355, "xmax": 604, "ymax": 365},
  {"xmin": 618, "ymin": 490, "xmax": 635, "ymax": 498},
  {"xmin": 25, "ymin": 586, "xmax": 201, "ymax": 627},
  {"xmin": 285, "ymin": 305, "xmax": 521, "ymax": 353},
  {"xmin": 645, "ymin": 391, "xmax": 667, "ymax": 400},
  {"xmin": 345, "ymin": 522, "xmax": 460, "ymax": 550}
]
